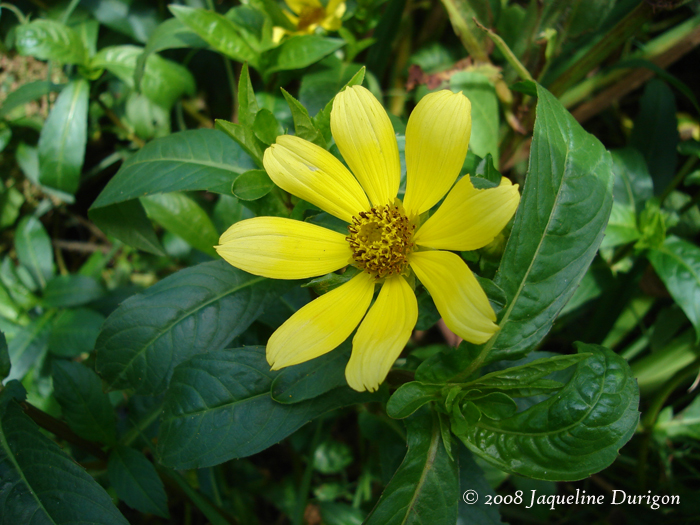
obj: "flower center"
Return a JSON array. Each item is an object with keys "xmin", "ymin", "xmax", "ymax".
[
  {"xmin": 347, "ymin": 205, "xmax": 415, "ymax": 279},
  {"xmin": 297, "ymin": 6, "xmax": 326, "ymax": 30}
]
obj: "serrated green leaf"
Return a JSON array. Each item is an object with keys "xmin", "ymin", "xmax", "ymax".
[
  {"xmin": 141, "ymin": 192, "xmax": 219, "ymax": 257},
  {"xmin": 456, "ymin": 344, "xmax": 639, "ymax": 481},
  {"xmin": 264, "ymin": 36, "xmax": 344, "ymax": 75},
  {"xmin": 387, "ymin": 382, "xmax": 442, "ymax": 419},
  {"xmin": 108, "ymin": 445, "xmax": 169, "ymax": 518},
  {"xmin": 52, "ymin": 360, "xmax": 116, "ymax": 445},
  {"xmin": 89, "ymin": 200, "xmax": 165, "ymax": 256},
  {"xmin": 169, "ymin": 5, "xmax": 258, "ymax": 68},
  {"xmin": 157, "ymin": 347, "xmax": 376, "ymax": 468},
  {"xmin": 37, "ymin": 78, "xmax": 89, "ymax": 195},
  {"xmin": 0, "ymin": 401, "xmax": 129, "ymax": 524},
  {"xmin": 489, "ymin": 83, "xmax": 614, "ymax": 361},
  {"xmin": 365, "ymin": 407, "xmax": 458, "ymax": 525},
  {"xmin": 49, "ymin": 308, "xmax": 105, "ymax": 358},
  {"xmin": 96, "ymin": 261, "xmax": 293, "ymax": 395},
  {"xmin": 15, "ymin": 216, "xmax": 54, "ymax": 289},
  {"xmin": 281, "ymin": 88, "xmax": 325, "ymax": 147},
  {"xmin": 42, "ymin": 275, "xmax": 104, "ymax": 308},
  {"xmin": 15, "ymin": 19, "xmax": 88, "ymax": 65},
  {"xmin": 232, "ymin": 169, "xmax": 274, "ymax": 201},
  {"xmin": 450, "ymin": 72, "xmax": 499, "ymax": 163},
  {"xmin": 648, "ymin": 236, "xmax": 700, "ymax": 342}
]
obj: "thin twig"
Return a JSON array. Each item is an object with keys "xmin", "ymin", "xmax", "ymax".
[{"xmin": 53, "ymin": 239, "xmax": 112, "ymax": 254}]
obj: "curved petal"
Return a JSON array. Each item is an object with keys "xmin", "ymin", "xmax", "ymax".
[
  {"xmin": 409, "ymin": 251, "xmax": 497, "ymax": 344},
  {"xmin": 267, "ymin": 272, "xmax": 375, "ymax": 369},
  {"xmin": 402, "ymin": 90, "xmax": 472, "ymax": 218},
  {"xmin": 264, "ymin": 135, "xmax": 370, "ymax": 223},
  {"xmin": 345, "ymin": 276, "xmax": 417, "ymax": 392},
  {"xmin": 216, "ymin": 217, "xmax": 351, "ymax": 279},
  {"xmin": 321, "ymin": 0, "xmax": 346, "ymax": 29},
  {"xmin": 284, "ymin": 0, "xmax": 322, "ymax": 15},
  {"xmin": 413, "ymin": 176, "xmax": 520, "ymax": 251},
  {"xmin": 331, "ymin": 85, "xmax": 400, "ymax": 206}
]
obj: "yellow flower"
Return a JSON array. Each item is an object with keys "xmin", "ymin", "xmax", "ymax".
[
  {"xmin": 216, "ymin": 86, "xmax": 520, "ymax": 392},
  {"xmin": 273, "ymin": 0, "xmax": 346, "ymax": 42}
]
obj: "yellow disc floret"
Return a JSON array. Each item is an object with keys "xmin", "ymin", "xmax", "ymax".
[{"xmin": 347, "ymin": 204, "xmax": 415, "ymax": 279}]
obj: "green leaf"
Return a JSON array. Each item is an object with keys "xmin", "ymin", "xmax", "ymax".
[
  {"xmin": 281, "ymin": 88, "xmax": 325, "ymax": 147},
  {"xmin": 108, "ymin": 445, "xmax": 169, "ymax": 518},
  {"xmin": 458, "ymin": 444, "xmax": 506, "ymax": 525},
  {"xmin": 365, "ymin": 407, "xmax": 458, "ymax": 525},
  {"xmin": 450, "ymin": 72, "xmax": 499, "ymax": 163},
  {"xmin": 299, "ymin": 57, "xmax": 364, "ymax": 117},
  {"xmin": 36, "ymin": 79, "xmax": 89, "ymax": 195},
  {"xmin": 169, "ymin": 5, "xmax": 258, "ymax": 68},
  {"xmin": 648, "ymin": 236, "xmax": 700, "ymax": 343},
  {"xmin": 601, "ymin": 202, "xmax": 640, "ymax": 249},
  {"xmin": 0, "ymin": 400, "xmax": 129, "ymax": 524},
  {"xmin": 455, "ymin": 344, "xmax": 639, "ymax": 481},
  {"xmin": 0, "ymin": 80, "xmax": 63, "ymax": 119},
  {"xmin": 42, "ymin": 275, "xmax": 104, "ymax": 308},
  {"xmin": 141, "ymin": 192, "xmax": 219, "ymax": 257},
  {"xmin": 313, "ymin": 66, "xmax": 365, "ymax": 144},
  {"xmin": 49, "ymin": 308, "xmax": 105, "ymax": 358},
  {"xmin": 249, "ymin": 0, "xmax": 296, "ymax": 31},
  {"xmin": 16, "ymin": 142, "xmax": 75, "ymax": 203},
  {"xmin": 15, "ymin": 216, "xmax": 54, "ymax": 289},
  {"xmin": 124, "ymin": 93, "xmax": 170, "ymax": 141},
  {"xmin": 14, "ymin": 19, "xmax": 88, "ymax": 65},
  {"xmin": 81, "ymin": 0, "xmax": 160, "ymax": 44},
  {"xmin": 232, "ymin": 169, "xmax": 274, "ymax": 201},
  {"xmin": 0, "ymin": 332, "xmax": 8, "ymax": 382},
  {"xmin": 263, "ymin": 36, "xmax": 344, "ymax": 75},
  {"xmin": 91, "ymin": 129, "xmax": 255, "ymax": 210},
  {"xmin": 89, "ymin": 200, "xmax": 165, "ymax": 256},
  {"xmin": 52, "ymin": 360, "xmax": 117, "ymax": 444},
  {"xmin": 96, "ymin": 261, "xmax": 293, "ymax": 395},
  {"xmin": 470, "ymin": 392, "xmax": 517, "ymax": 420},
  {"xmin": 611, "ymin": 148, "xmax": 654, "ymax": 212},
  {"xmin": 386, "ymin": 382, "xmax": 442, "ymax": 419},
  {"xmin": 630, "ymin": 79, "xmax": 678, "ymax": 196},
  {"xmin": 489, "ymin": 83, "xmax": 614, "ymax": 361},
  {"xmin": 253, "ymin": 108, "xmax": 284, "ymax": 145},
  {"xmin": 157, "ymin": 347, "xmax": 376, "ymax": 468},
  {"xmin": 271, "ymin": 342, "xmax": 351, "ymax": 404},
  {"xmin": 0, "ymin": 186, "xmax": 24, "ymax": 230}
]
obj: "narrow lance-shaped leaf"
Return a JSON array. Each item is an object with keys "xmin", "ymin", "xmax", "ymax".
[
  {"xmin": 96, "ymin": 261, "xmax": 294, "ymax": 395},
  {"xmin": 263, "ymin": 36, "xmax": 345, "ymax": 76},
  {"xmin": 364, "ymin": 407, "xmax": 459, "ymax": 525}
]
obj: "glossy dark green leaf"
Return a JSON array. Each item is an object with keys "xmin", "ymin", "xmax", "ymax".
[
  {"xmin": 0, "ymin": 81, "xmax": 62, "ymax": 119},
  {"xmin": 42, "ymin": 275, "xmax": 104, "ymax": 308},
  {"xmin": 631, "ymin": 79, "xmax": 678, "ymax": 195},
  {"xmin": 0, "ymin": 400, "xmax": 129, "ymax": 525},
  {"xmin": 157, "ymin": 347, "xmax": 375, "ymax": 468},
  {"xmin": 108, "ymin": 445, "xmax": 169, "ymax": 518},
  {"xmin": 387, "ymin": 382, "xmax": 442, "ymax": 419},
  {"xmin": 141, "ymin": 192, "xmax": 219, "ymax": 257},
  {"xmin": 365, "ymin": 407, "xmax": 458, "ymax": 525},
  {"xmin": 169, "ymin": 5, "xmax": 258, "ymax": 68},
  {"xmin": 91, "ymin": 130, "xmax": 255, "ymax": 210},
  {"xmin": 489, "ymin": 84, "xmax": 614, "ymax": 361},
  {"xmin": 49, "ymin": 308, "xmax": 105, "ymax": 358},
  {"xmin": 470, "ymin": 392, "xmax": 517, "ymax": 420},
  {"xmin": 271, "ymin": 342, "xmax": 350, "ymax": 404},
  {"xmin": 0, "ymin": 332, "xmax": 8, "ymax": 382},
  {"xmin": 253, "ymin": 108, "xmax": 284, "ymax": 145},
  {"xmin": 37, "ymin": 78, "xmax": 89, "ymax": 195},
  {"xmin": 648, "ymin": 236, "xmax": 700, "ymax": 342},
  {"xmin": 264, "ymin": 36, "xmax": 344, "ymax": 75},
  {"xmin": 52, "ymin": 360, "xmax": 116, "ymax": 444},
  {"xmin": 232, "ymin": 169, "xmax": 274, "ymax": 201},
  {"xmin": 89, "ymin": 200, "xmax": 165, "ymax": 256},
  {"xmin": 96, "ymin": 261, "xmax": 292, "ymax": 395},
  {"xmin": 450, "ymin": 72, "xmax": 499, "ymax": 162},
  {"xmin": 14, "ymin": 19, "xmax": 88, "ymax": 65},
  {"xmin": 281, "ymin": 88, "xmax": 325, "ymax": 147},
  {"xmin": 456, "ymin": 344, "xmax": 639, "ymax": 481},
  {"xmin": 15, "ymin": 216, "xmax": 53, "ymax": 289},
  {"xmin": 299, "ymin": 57, "xmax": 364, "ymax": 116}
]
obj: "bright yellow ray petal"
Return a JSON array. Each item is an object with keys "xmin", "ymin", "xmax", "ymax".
[
  {"xmin": 216, "ymin": 217, "xmax": 351, "ymax": 279},
  {"xmin": 321, "ymin": 0, "xmax": 345, "ymax": 29},
  {"xmin": 263, "ymin": 135, "xmax": 370, "ymax": 223},
  {"xmin": 284, "ymin": 0, "xmax": 322, "ymax": 15},
  {"xmin": 402, "ymin": 90, "xmax": 472, "ymax": 218},
  {"xmin": 413, "ymin": 175, "xmax": 520, "ymax": 251},
  {"xmin": 345, "ymin": 275, "xmax": 417, "ymax": 392},
  {"xmin": 409, "ymin": 251, "xmax": 497, "ymax": 344},
  {"xmin": 331, "ymin": 85, "xmax": 400, "ymax": 207},
  {"xmin": 267, "ymin": 272, "xmax": 375, "ymax": 369}
]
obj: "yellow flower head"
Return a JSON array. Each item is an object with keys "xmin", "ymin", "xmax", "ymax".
[
  {"xmin": 216, "ymin": 86, "xmax": 520, "ymax": 392},
  {"xmin": 273, "ymin": 0, "xmax": 346, "ymax": 41}
]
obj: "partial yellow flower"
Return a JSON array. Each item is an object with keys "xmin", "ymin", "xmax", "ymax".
[
  {"xmin": 216, "ymin": 86, "xmax": 521, "ymax": 392},
  {"xmin": 273, "ymin": 0, "xmax": 346, "ymax": 42}
]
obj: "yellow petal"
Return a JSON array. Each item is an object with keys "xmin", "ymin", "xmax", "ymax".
[
  {"xmin": 321, "ymin": 0, "xmax": 345, "ymax": 29},
  {"xmin": 284, "ymin": 0, "xmax": 322, "ymax": 15},
  {"xmin": 331, "ymin": 85, "xmax": 400, "ymax": 207},
  {"xmin": 413, "ymin": 175, "xmax": 520, "ymax": 251},
  {"xmin": 345, "ymin": 276, "xmax": 417, "ymax": 392},
  {"xmin": 216, "ymin": 217, "xmax": 351, "ymax": 279},
  {"xmin": 267, "ymin": 272, "xmax": 375, "ymax": 369},
  {"xmin": 409, "ymin": 251, "xmax": 497, "ymax": 344},
  {"xmin": 402, "ymin": 90, "xmax": 472, "ymax": 218},
  {"xmin": 263, "ymin": 135, "xmax": 370, "ymax": 223}
]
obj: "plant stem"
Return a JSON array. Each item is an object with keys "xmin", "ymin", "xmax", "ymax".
[
  {"xmin": 60, "ymin": 0, "xmax": 82, "ymax": 23},
  {"xmin": 0, "ymin": 3, "xmax": 27, "ymax": 24},
  {"xmin": 473, "ymin": 18, "xmax": 533, "ymax": 82}
]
